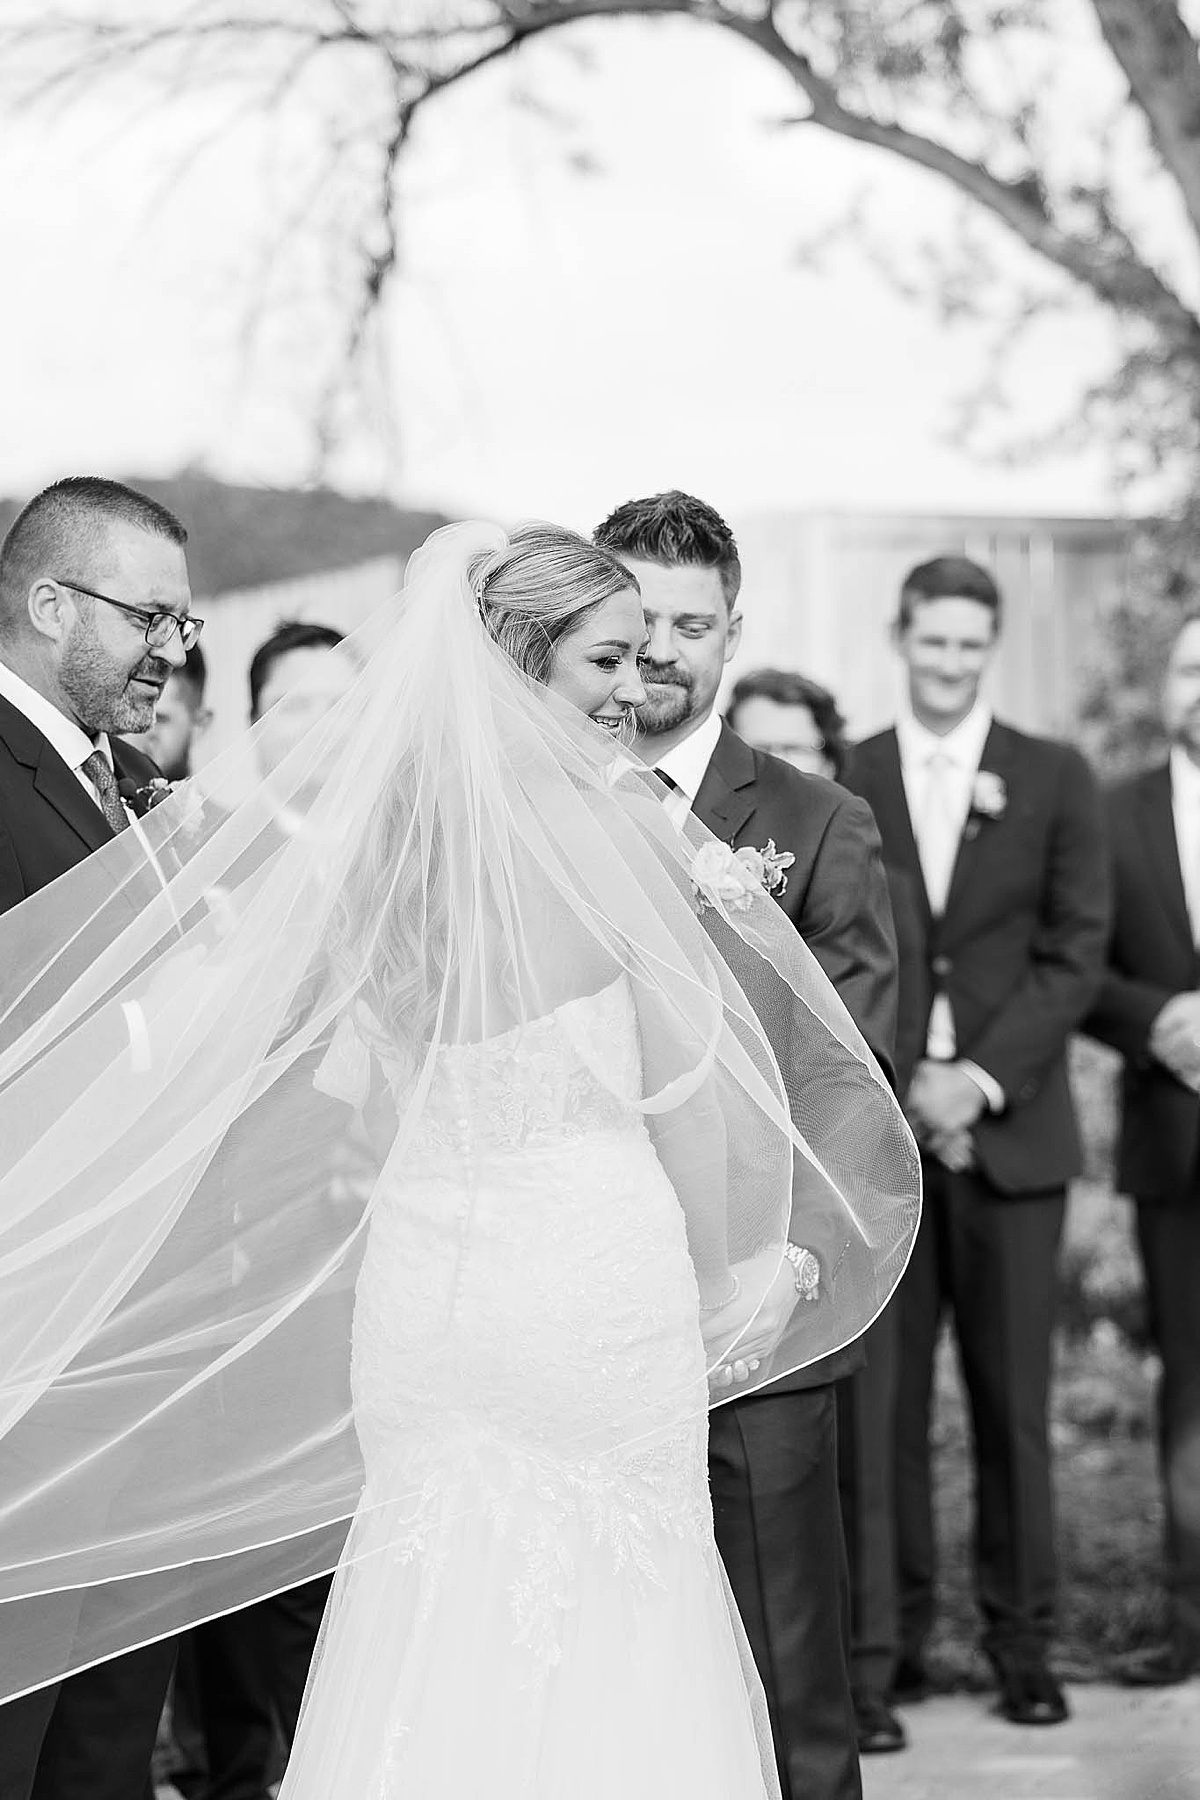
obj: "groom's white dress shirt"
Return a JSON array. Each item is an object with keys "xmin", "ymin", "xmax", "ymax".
[
  {"xmin": 0, "ymin": 654, "xmax": 126, "ymax": 816},
  {"xmin": 652, "ymin": 709, "xmax": 723, "ymax": 831},
  {"xmin": 895, "ymin": 699, "xmax": 1004, "ymax": 1111}
]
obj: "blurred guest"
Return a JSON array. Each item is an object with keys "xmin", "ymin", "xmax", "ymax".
[
  {"xmin": 733, "ymin": 667, "xmax": 917, "ymax": 1753},
  {"xmin": 844, "ymin": 555, "xmax": 1108, "ymax": 1727},
  {"xmin": 251, "ymin": 620, "xmax": 356, "ymax": 781},
  {"xmin": 164, "ymin": 623, "xmax": 353, "ymax": 1800},
  {"xmin": 726, "ymin": 669, "xmax": 847, "ymax": 779},
  {"xmin": 1086, "ymin": 614, "xmax": 1200, "ymax": 1685},
  {"xmin": 125, "ymin": 642, "xmax": 211, "ymax": 781}
]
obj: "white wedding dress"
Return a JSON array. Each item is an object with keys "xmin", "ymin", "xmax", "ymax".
[{"xmin": 279, "ymin": 973, "xmax": 777, "ymax": 1799}]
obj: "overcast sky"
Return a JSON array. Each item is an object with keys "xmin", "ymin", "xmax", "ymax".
[{"xmin": 0, "ymin": 16, "xmax": 1129, "ymax": 533}]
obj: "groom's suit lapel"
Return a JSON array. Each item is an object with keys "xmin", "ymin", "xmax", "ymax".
[
  {"xmin": 940, "ymin": 719, "xmax": 1016, "ymax": 923},
  {"xmin": 691, "ymin": 722, "xmax": 758, "ymax": 844}
]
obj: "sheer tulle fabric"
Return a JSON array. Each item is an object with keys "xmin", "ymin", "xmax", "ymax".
[{"xmin": 0, "ymin": 521, "xmax": 919, "ymax": 1702}]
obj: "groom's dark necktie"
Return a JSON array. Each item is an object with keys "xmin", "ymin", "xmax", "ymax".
[{"xmin": 81, "ymin": 750, "xmax": 130, "ymax": 835}]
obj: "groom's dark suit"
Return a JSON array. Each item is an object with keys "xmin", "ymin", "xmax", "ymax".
[
  {"xmin": 844, "ymin": 720, "xmax": 1107, "ymax": 1666},
  {"xmin": 0, "ymin": 690, "xmax": 177, "ymax": 1800},
  {"xmin": 692, "ymin": 724, "xmax": 898, "ymax": 1800},
  {"xmin": 1086, "ymin": 764, "xmax": 1200, "ymax": 1652}
]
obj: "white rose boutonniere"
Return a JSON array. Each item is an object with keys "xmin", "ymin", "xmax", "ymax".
[
  {"xmin": 120, "ymin": 777, "xmax": 207, "ymax": 837},
  {"xmin": 969, "ymin": 772, "xmax": 1007, "ymax": 822},
  {"xmin": 691, "ymin": 839, "xmax": 796, "ymax": 915}
]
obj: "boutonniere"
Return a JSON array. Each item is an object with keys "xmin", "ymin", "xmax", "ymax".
[
  {"xmin": 969, "ymin": 772, "xmax": 1007, "ymax": 822},
  {"xmin": 690, "ymin": 839, "xmax": 795, "ymax": 915},
  {"xmin": 118, "ymin": 776, "xmax": 206, "ymax": 836},
  {"xmin": 120, "ymin": 777, "xmax": 173, "ymax": 817}
]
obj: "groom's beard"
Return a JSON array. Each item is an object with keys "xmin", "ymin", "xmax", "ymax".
[{"xmin": 634, "ymin": 662, "xmax": 696, "ymax": 735}]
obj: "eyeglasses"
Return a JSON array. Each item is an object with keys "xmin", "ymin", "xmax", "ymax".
[{"xmin": 54, "ymin": 578, "xmax": 204, "ymax": 653}]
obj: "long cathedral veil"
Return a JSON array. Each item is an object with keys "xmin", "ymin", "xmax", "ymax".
[{"xmin": 0, "ymin": 521, "xmax": 919, "ymax": 1700}]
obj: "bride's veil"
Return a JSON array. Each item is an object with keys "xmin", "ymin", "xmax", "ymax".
[{"xmin": 0, "ymin": 521, "xmax": 919, "ymax": 1701}]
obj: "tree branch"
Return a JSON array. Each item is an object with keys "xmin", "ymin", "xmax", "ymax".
[{"xmin": 1091, "ymin": 0, "xmax": 1200, "ymax": 242}]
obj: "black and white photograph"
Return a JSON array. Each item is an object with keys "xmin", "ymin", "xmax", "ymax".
[{"xmin": 1, "ymin": 5, "xmax": 1199, "ymax": 1798}]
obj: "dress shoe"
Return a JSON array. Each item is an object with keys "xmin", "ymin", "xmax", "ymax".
[
  {"xmin": 1113, "ymin": 1637, "xmax": 1200, "ymax": 1687},
  {"xmin": 889, "ymin": 1655, "xmax": 931, "ymax": 1704},
  {"xmin": 990, "ymin": 1657, "xmax": 1069, "ymax": 1726},
  {"xmin": 853, "ymin": 1691, "xmax": 907, "ymax": 1753}
]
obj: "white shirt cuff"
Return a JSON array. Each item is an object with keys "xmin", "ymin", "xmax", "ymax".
[{"xmin": 959, "ymin": 1060, "xmax": 1005, "ymax": 1114}]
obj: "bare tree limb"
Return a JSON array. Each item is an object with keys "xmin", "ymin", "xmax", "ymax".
[{"xmin": 1092, "ymin": 0, "xmax": 1200, "ymax": 241}]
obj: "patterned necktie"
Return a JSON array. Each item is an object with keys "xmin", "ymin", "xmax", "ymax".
[{"xmin": 80, "ymin": 750, "xmax": 130, "ymax": 835}]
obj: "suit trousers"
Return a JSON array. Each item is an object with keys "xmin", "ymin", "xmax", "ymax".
[
  {"xmin": 170, "ymin": 1578, "xmax": 333, "ymax": 1800},
  {"xmin": 709, "ymin": 1385, "xmax": 860, "ymax": 1800},
  {"xmin": 0, "ymin": 1640, "xmax": 176, "ymax": 1800},
  {"xmin": 1136, "ymin": 1203, "xmax": 1200, "ymax": 1644},
  {"xmin": 894, "ymin": 1158, "xmax": 1064, "ymax": 1662},
  {"xmin": 836, "ymin": 1307, "xmax": 900, "ymax": 1698}
]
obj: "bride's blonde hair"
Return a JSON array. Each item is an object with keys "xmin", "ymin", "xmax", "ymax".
[
  {"xmin": 469, "ymin": 524, "xmax": 639, "ymax": 683},
  {"xmin": 328, "ymin": 524, "xmax": 639, "ymax": 1047}
]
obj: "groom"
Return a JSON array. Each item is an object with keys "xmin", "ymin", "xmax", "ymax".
[{"xmin": 595, "ymin": 491, "xmax": 898, "ymax": 1800}]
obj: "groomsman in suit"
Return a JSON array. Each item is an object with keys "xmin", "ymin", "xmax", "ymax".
[
  {"xmin": 0, "ymin": 476, "xmax": 194, "ymax": 1800},
  {"xmin": 1086, "ymin": 614, "xmax": 1200, "ymax": 1685},
  {"xmin": 844, "ymin": 555, "xmax": 1108, "ymax": 1726},
  {"xmin": 155, "ymin": 621, "xmax": 353, "ymax": 1800},
  {"xmin": 597, "ymin": 492, "xmax": 899, "ymax": 1800},
  {"xmin": 126, "ymin": 641, "xmax": 211, "ymax": 782},
  {"xmin": 727, "ymin": 668, "xmax": 922, "ymax": 1753}
]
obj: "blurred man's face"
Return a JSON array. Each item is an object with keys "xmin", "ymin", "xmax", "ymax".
[
  {"xmin": 622, "ymin": 561, "xmax": 741, "ymax": 753},
  {"xmin": 732, "ymin": 697, "xmax": 833, "ymax": 778},
  {"xmin": 127, "ymin": 672, "xmax": 208, "ymax": 781},
  {"xmin": 1163, "ymin": 619, "xmax": 1200, "ymax": 763},
  {"xmin": 895, "ymin": 596, "xmax": 996, "ymax": 734},
  {"xmin": 253, "ymin": 645, "xmax": 358, "ymax": 779}
]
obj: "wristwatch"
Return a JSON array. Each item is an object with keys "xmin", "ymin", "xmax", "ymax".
[{"xmin": 784, "ymin": 1242, "xmax": 820, "ymax": 1302}]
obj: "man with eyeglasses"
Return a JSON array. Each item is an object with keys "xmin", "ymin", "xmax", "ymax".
[{"xmin": 0, "ymin": 475, "xmax": 197, "ymax": 1800}]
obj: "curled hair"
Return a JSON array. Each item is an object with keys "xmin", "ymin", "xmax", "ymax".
[
  {"xmin": 726, "ymin": 668, "xmax": 848, "ymax": 779},
  {"xmin": 469, "ymin": 524, "xmax": 639, "ymax": 684}
]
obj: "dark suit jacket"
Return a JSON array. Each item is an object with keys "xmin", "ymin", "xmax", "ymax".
[
  {"xmin": 0, "ymin": 690, "xmax": 162, "ymax": 911},
  {"xmin": 1086, "ymin": 764, "xmax": 1200, "ymax": 1202},
  {"xmin": 883, "ymin": 862, "xmax": 927, "ymax": 1098},
  {"xmin": 692, "ymin": 723, "xmax": 900, "ymax": 1387},
  {"xmin": 844, "ymin": 720, "xmax": 1109, "ymax": 1195}
]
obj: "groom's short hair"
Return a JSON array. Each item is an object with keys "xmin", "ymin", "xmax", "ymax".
[
  {"xmin": 0, "ymin": 477, "xmax": 187, "ymax": 635},
  {"xmin": 594, "ymin": 490, "xmax": 742, "ymax": 610}
]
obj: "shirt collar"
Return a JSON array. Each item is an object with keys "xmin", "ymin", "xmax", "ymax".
[
  {"xmin": 649, "ymin": 708, "xmax": 724, "ymax": 804},
  {"xmin": 0, "ymin": 655, "xmax": 105, "ymax": 775},
  {"xmin": 1169, "ymin": 744, "xmax": 1200, "ymax": 805},
  {"xmin": 896, "ymin": 699, "xmax": 993, "ymax": 774}
]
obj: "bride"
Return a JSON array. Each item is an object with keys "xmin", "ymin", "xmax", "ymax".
[{"xmin": 0, "ymin": 523, "xmax": 918, "ymax": 1797}]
